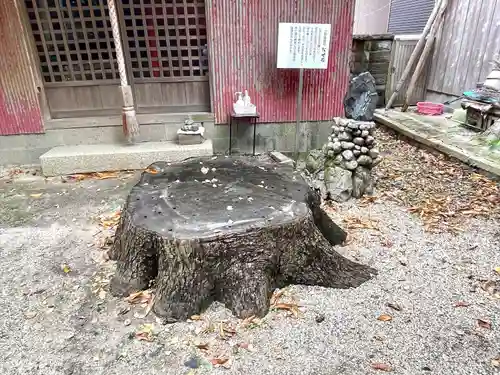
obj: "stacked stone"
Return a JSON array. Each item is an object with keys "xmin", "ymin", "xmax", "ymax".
[
  {"xmin": 305, "ymin": 117, "xmax": 381, "ymax": 202},
  {"xmin": 325, "ymin": 117, "xmax": 381, "ymax": 170}
]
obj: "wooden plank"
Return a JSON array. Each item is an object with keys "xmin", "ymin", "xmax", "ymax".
[
  {"xmin": 159, "ymin": 0, "xmax": 175, "ymax": 78},
  {"xmin": 97, "ymin": 0, "xmax": 117, "ymax": 79},
  {"xmin": 477, "ymin": 0, "xmax": 500, "ymax": 85},
  {"xmin": 184, "ymin": 81, "xmax": 210, "ymax": 105},
  {"xmin": 452, "ymin": 0, "xmax": 482, "ymax": 94},
  {"xmin": 99, "ymin": 85, "xmax": 123, "ymax": 110},
  {"xmin": 75, "ymin": 0, "xmax": 96, "ymax": 80},
  {"xmin": 44, "ymin": 0, "xmax": 66, "ymax": 81},
  {"xmin": 162, "ymin": 82, "xmax": 187, "ymax": 106},
  {"xmin": 135, "ymin": 76, "xmax": 208, "ymax": 83},
  {"xmin": 429, "ymin": 0, "xmax": 461, "ymax": 93},
  {"xmin": 134, "ymin": 83, "xmax": 164, "ymax": 107},
  {"xmin": 137, "ymin": 104, "xmax": 210, "ymax": 114},
  {"xmin": 28, "ymin": 0, "xmax": 56, "ymax": 82},
  {"xmin": 86, "ymin": 1, "xmax": 106, "ymax": 78},
  {"xmin": 44, "ymin": 112, "xmax": 214, "ymax": 130},
  {"xmin": 53, "ymin": 1, "xmax": 75, "ymax": 80},
  {"xmin": 183, "ymin": 0, "xmax": 194, "ymax": 76},
  {"xmin": 139, "ymin": 0, "xmax": 155, "ymax": 78},
  {"xmin": 44, "ymin": 80, "xmax": 120, "ymax": 88}
]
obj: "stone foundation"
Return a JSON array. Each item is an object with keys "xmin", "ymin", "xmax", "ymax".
[{"xmin": 305, "ymin": 118, "xmax": 381, "ymax": 202}]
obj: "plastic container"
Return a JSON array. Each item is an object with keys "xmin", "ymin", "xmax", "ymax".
[{"xmin": 417, "ymin": 102, "xmax": 444, "ymax": 115}]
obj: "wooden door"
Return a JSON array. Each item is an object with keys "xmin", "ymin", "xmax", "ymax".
[
  {"xmin": 25, "ymin": 0, "xmax": 210, "ymax": 119},
  {"xmin": 120, "ymin": 0, "xmax": 210, "ymax": 113}
]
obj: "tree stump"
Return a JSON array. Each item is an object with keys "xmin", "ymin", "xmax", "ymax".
[{"xmin": 110, "ymin": 156, "xmax": 376, "ymax": 320}]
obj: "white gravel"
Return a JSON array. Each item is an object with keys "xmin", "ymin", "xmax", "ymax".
[{"xmin": 0, "ymin": 171, "xmax": 499, "ymax": 375}]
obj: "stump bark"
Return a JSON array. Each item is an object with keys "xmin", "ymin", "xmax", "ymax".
[{"xmin": 110, "ymin": 156, "xmax": 376, "ymax": 320}]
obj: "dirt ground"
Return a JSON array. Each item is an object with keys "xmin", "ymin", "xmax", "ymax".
[{"xmin": 1, "ymin": 130, "xmax": 500, "ymax": 375}]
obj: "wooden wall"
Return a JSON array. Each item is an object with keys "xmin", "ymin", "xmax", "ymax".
[{"xmin": 427, "ymin": 0, "xmax": 500, "ymax": 98}]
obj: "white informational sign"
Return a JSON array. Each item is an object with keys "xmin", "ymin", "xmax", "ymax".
[{"xmin": 277, "ymin": 23, "xmax": 331, "ymax": 69}]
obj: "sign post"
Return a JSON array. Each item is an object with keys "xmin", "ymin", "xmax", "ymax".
[{"xmin": 277, "ymin": 23, "xmax": 332, "ymax": 161}]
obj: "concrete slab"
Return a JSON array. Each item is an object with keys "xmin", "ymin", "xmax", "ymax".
[
  {"xmin": 40, "ymin": 140, "xmax": 213, "ymax": 176},
  {"xmin": 374, "ymin": 109, "xmax": 500, "ymax": 177}
]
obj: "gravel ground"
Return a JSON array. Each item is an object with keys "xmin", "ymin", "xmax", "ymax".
[{"xmin": 1, "ymin": 135, "xmax": 500, "ymax": 375}]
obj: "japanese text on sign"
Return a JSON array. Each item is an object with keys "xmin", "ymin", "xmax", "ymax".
[{"xmin": 277, "ymin": 23, "xmax": 331, "ymax": 69}]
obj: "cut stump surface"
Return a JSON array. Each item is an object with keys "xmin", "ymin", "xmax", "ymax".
[{"xmin": 110, "ymin": 156, "xmax": 376, "ymax": 320}]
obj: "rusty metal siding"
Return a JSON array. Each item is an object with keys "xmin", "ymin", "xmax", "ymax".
[
  {"xmin": 0, "ymin": 1, "xmax": 43, "ymax": 135},
  {"xmin": 206, "ymin": 0, "xmax": 355, "ymax": 124},
  {"xmin": 428, "ymin": 0, "xmax": 500, "ymax": 97}
]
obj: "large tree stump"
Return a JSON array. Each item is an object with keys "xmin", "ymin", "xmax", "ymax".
[{"xmin": 110, "ymin": 156, "xmax": 376, "ymax": 320}]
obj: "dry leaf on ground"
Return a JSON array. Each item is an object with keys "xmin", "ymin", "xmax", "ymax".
[
  {"xmin": 273, "ymin": 303, "xmax": 301, "ymax": 318},
  {"xmin": 210, "ymin": 357, "xmax": 231, "ymax": 368},
  {"xmin": 61, "ymin": 264, "xmax": 71, "ymax": 274},
  {"xmin": 145, "ymin": 167, "xmax": 159, "ymax": 174},
  {"xmin": 454, "ymin": 301, "xmax": 471, "ymax": 308},
  {"xmin": 343, "ymin": 216, "xmax": 380, "ymax": 231},
  {"xmin": 135, "ymin": 323, "xmax": 155, "ymax": 341},
  {"xmin": 374, "ymin": 128, "xmax": 500, "ymax": 233},
  {"xmin": 477, "ymin": 319, "xmax": 492, "ymax": 330},
  {"xmin": 99, "ymin": 211, "xmax": 121, "ymax": 228},
  {"xmin": 377, "ymin": 314, "xmax": 393, "ymax": 322},
  {"xmin": 30, "ymin": 193, "xmax": 43, "ymax": 198},
  {"xmin": 371, "ymin": 362, "xmax": 393, "ymax": 372},
  {"xmin": 195, "ymin": 342, "xmax": 209, "ymax": 351},
  {"xmin": 387, "ymin": 303, "xmax": 402, "ymax": 311},
  {"xmin": 492, "ymin": 357, "xmax": 500, "ymax": 368},
  {"xmin": 125, "ymin": 289, "xmax": 153, "ymax": 305}
]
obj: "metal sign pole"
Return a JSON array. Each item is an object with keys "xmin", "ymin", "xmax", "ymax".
[{"xmin": 294, "ymin": 68, "xmax": 304, "ymax": 162}]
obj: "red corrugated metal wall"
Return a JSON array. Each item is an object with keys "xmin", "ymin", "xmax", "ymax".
[
  {"xmin": 206, "ymin": 0, "xmax": 354, "ymax": 124},
  {"xmin": 0, "ymin": 1, "xmax": 43, "ymax": 135}
]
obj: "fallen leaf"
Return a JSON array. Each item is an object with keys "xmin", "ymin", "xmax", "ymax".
[
  {"xmin": 210, "ymin": 357, "xmax": 229, "ymax": 366},
  {"xmin": 454, "ymin": 301, "xmax": 470, "ymax": 308},
  {"xmin": 494, "ymin": 267, "xmax": 500, "ymax": 275},
  {"xmin": 477, "ymin": 319, "xmax": 492, "ymax": 330},
  {"xmin": 273, "ymin": 303, "xmax": 301, "ymax": 318},
  {"xmin": 61, "ymin": 264, "xmax": 72, "ymax": 273},
  {"xmin": 377, "ymin": 314, "xmax": 393, "ymax": 322},
  {"xmin": 195, "ymin": 342, "xmax": 209, "ymax": 350},
  {"xmin": 94, "ymin": 171, "xmax": 119, "ymax": 180},
  {"xmin": 99, "ymin": 211, "xmax": 121, "ymax": 228},
  {"xmin": 492, "ymin": 357, "xmax": 500, "ymax": 368},
  {"xmin": 371, "ymin": 362, "xmax": 393, "ymax": 372},
  {"xmin": 190, "ymin": 315, "xmax": 202, "ymax": 321},
  {"xmin": 343, "ymin": 216, "xmax": 380, "ymax": 231},
  {"xmin": 24, "ymin": 311, "xmax": 38, "ymax": 319},
  {"xmin": 239, "ymin": 315, "xmax": 263, "ymax": 329},
  {"xmin": 135, "ymin": 323, "xmax": 155, "ymax": 341},
  {"xmin": 387, "ymin": 303, "xmax": 402, "ymax": 311},
  {"xmin": 145, "ymin": 167, "xmax": 159, "ymax": 174},
  {"xmin": 30, "ymin": 193, "xmax": 43, "ymax": 198},
  {"xmin": 270, "ymin": 288, "xmax": 285, "ymax": 305},
  {"xmin": 125, "ymin": 290, "xmax": 152, "ymax": 305}
]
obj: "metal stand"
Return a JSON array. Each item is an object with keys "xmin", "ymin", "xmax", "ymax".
[
  {"xmin": 294, "ymin": 68, "xmax": 304, "ymax": 161},
  {"xmin": 229, "ymin": 112, "xmax": 260, "ymax": 156}
]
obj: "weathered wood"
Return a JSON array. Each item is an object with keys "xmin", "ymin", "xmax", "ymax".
[
  {"xmin": 385, "ymin": 0, "xmax": 443, "ymax": 110},
  {"xmin": 110, "ymin": 157, "xmax": 376, "ymax": 320}
]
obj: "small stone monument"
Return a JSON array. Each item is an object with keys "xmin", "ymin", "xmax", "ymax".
[
  {"xmin": 177, "ymin": 118, "xmax": 205, "ymax": 145},
  {"xmin": 306, "ymin": 117, "xmax": 382, "ymax": 202}
]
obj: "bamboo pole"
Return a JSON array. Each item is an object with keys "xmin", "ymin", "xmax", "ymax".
[
  {"xmin": 108, "ymin": 0, "xmax": 140, "ymax": 143},
  {"xmin": 385, "ymin": 0, "xmax": 443, "ymax": 110},
  {"xmin": 402, "ymin": 0, "xmax": 448, "ymax": 112}
]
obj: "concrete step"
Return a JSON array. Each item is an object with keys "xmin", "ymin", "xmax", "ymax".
[{"xmin": 40, "ymin": 140, "xmax": 213, "ymax": 176}]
